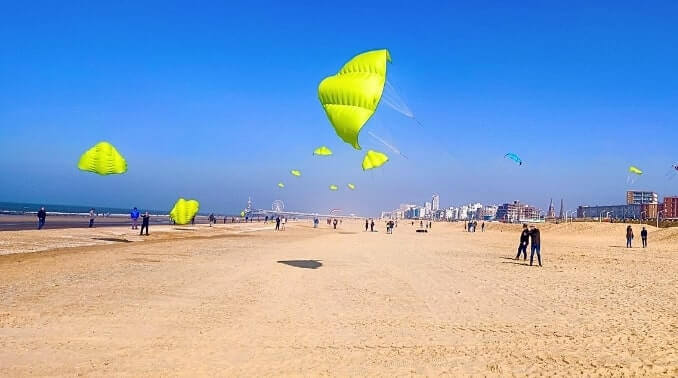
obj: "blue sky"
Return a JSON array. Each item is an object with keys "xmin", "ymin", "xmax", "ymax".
[{"xmin": 1, "ymin": 1, "xmax": 677, "ymax": 215}]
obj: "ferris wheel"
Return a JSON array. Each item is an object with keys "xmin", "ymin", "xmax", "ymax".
[{"xmin": 272, "ymin": 200, "xmax": 285, "ymax": 213}]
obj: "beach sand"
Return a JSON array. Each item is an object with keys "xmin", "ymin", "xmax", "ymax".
[{"xmin": 1, "ymin": 221, "xmax": 676, "ymax": 376}]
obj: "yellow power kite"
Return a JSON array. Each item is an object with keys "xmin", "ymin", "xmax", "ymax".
[
  {"xmin": 362, "ymin": 150, "xmax": 389, "ymax": 171},
  {"xmin": 318, "ymin": 49, "xmax": 390, "ymax": 150},
  {"xmin": 169, "ymin": 198, "xmax": 200, "ymax": 225},
  {"xmin": 77, "ymin": 141, "xmax": 127, "ymax": 175}
]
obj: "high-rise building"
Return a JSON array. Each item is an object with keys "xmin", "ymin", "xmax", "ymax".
[
  {"xmin": 559, "ymin": 199, "xmax": 564, "ymax": 220},
  {"xmin": 432, "ymin": 193, "xmax": 440, "ymax": 211},
  {"xmin": 626, "ymin": 191, "xmax": 658, "ymax": 205}
]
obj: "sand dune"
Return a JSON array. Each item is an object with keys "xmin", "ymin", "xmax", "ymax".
[{"xmin": 1, "ymin": 221, "xmax": 676, "ymax": 376}]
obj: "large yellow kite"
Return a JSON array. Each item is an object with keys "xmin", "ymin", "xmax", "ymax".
[
  {"xmin": 169, "ymin": 198, "xmax": 200, "ymax": 225},
  {"xmin": 77, "ymin": 141, "xmax": 127, "ymax": 175},
  {"xmin": 318, "ymin": 49, "xmax": 390, "ymax": 150}
]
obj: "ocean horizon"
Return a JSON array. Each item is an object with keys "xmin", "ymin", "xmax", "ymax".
[{"xmin": 0, "ymin": 201, "xmax": 171, "ymax": 217}]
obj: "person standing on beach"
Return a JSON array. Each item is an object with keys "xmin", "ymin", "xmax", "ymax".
[
  {"xmin": 333, "ymin": 218, "xmax": 338, "ymax": 229},
  {"xmin": 130, "ymin": 207, "xmax": 140, "ymax": 230},
  {"xmin": 515, "ymin": 224, "xmax": 529, "ymax": 260},
  {"xmin": 370, "ymin": 219, "xmax": 375, "ymax": 232},
  {"xmin": 481, "ymin": 222, "xmax": 485, "ymax": 232},
  {"xmin": 365, "ymin": 219, "xmax": 369, "ymax": 231},
  {"xmin": 529, "ymin": 225, "xmax": 542, "ymax": 266},
  {"xmin": 281, "ymin": 216, "xmax": 287, "ymax": 231},
  {"xmin": 275, "ymin": 216, "xmax": 280, "ymax": 231},
  {"xmin": 641, "ymin": 227, "xmax": 648, "ymax": 248},
  {"xmin": 140, "ymin": 212, "xmax": 150, "ymax": 236},
  {"xmin": 89, "ymin": 208, "xmax": 96, "ymax": 228},
  {"xmin": 626, "ymin": 225, "xmax": 634, "ymax": 248},
  {"xmin": 37, "ymin": 206, "xmax": 47, "ymax": 230}
]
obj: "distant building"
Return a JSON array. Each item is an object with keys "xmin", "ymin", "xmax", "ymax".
[
  {"xmin": 663, "ymin": 196, "xmax": 678, "ymax": 219},
  {"xmin": 458, "ymin": 204, "xmax": 469, "ymax": 220},
  {"xmin": 546, "ymin": 199, "xmax": 556, "ymax": 219},
  {"xmin": 496, "ymin": 201, "xmax": 540, "ymax": 223},
  {"xmin": 559, "ymin": 199, "xmax": 564, "ymax": 220},
  {"xmin": 626, "ymin": 191, "xmax": 658, "ymax": 205},
  {"xmin": 577, "ymin": 204, "xmax": 642, "ymax": 219},
  {"xmin": 432, "ymin": 193, "xmax": 440, "ymax": 211},
  {"xmin": 477, "ymin": 205, "xmax": 498, "ymax": 220}
]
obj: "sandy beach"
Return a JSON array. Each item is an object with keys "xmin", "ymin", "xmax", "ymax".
[{"xmin": 1, "ymin": 220, "xmax": 676, "ymax": 376}]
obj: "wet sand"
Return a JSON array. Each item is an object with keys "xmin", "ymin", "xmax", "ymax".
[{"xmin": 1, "ymin": 221, "xmax": 676, "ymax": 375}]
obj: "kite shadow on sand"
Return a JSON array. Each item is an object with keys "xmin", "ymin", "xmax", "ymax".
[
  {"xmin": 277, "ymin": 260, "xmax": 323, "ymax": 269},
  {"xmin": 92, "ymin": 237, "xmax": 132, "ymax": 243}
]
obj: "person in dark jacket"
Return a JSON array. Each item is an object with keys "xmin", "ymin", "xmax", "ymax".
[
  {"xmin": 515, "ymin": 224, "xmax": 529, "ymax": 260},
  {"xmin": 641, "ymin": 227, "xmax": 648, "ymax": 248},
  {"xmin": 370, "ymin": 219, "xmax": 375, "ymax": 232},
  {"xmin": 275, "ymin": 216, "xmax": 280, "ymax": 231},
  {"xmin": 626, "ymin": 225, "xmax": 634, "ymax": 248},
  {"xmin": 365, "ymin": 219, "xmax": 369, "ymax": 231},
  {"xmin": 529, "ymin": 225, "xmax": 542, "ymax": 266},
  {"xmin": 37, "ymin": 207, "xmax": 47, "ymax": 230},
  {"xmin": 140, "ymin": 212, "xmax": 150, "ymax": 235}
]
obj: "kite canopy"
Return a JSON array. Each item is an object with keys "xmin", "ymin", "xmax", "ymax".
[
  {"xmin": 277, "ymin": 182, "xmax": 285, "ymax": 188},
  {"xmin": 318, "ymin": 49, "xmax": 391, "ymax": 150},
  {"xmin": 290, "ymin": 169, "xmax": 301, "ymax": 177},
  {"xmin": 313, "ymin": 146, "xmax": 333, "ymax": 156},
  {"xmin": 169, "ymin": 198, "xmax": 199, "ymax": 225},
  {"xmin": 77, "ymin": 141, "xmax": 127, "ymax": 175},
  {"xmin": 240, "ymin": 211, "xmax": 245, "ymax": 217},
  {"xmin": 504, "ymin": 153, "xmax": 523, "ymax": 166},
  {"xmin": 629, "ymin": 166, "xmax": 643, "ymax": 175},
  {"xmin": 362, "ymin": 150, "xmax": 389, "ymax": 171},
  {"xmin": 347, "ymin": 183, "xmax": 356, "ymax": 190},
  {"xmin": 329, "ymin": 184, "xmax": 339, "ymax": 191}
]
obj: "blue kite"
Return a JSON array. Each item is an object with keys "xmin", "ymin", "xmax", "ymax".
[{"xmin": 504, "ymin": 153, "xmax": 523, "ymax": 166}]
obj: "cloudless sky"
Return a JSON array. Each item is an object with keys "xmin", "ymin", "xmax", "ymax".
[{"xmin": 1, "ymin": 1, "xmax": 677, "ymax": 215}]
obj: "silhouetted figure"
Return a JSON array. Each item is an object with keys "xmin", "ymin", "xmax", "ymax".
[
  {"xmin": 641, "ymin": 227, "xmax": 648, "ymax": 248},
  {"xmin": 140, "ymin": 212, "xmax": 150, "ymax": 235},
  {"xmin": 275, "ymin": 216, "xmax": 280, "ymax": 231},
  {"xmin": 515, "ymin": 224, "xmax": 529, "ymax": 260},
  {"xmin": 365, "ymin": 219, "xmax": 369, "ymax": 231},
  {"xmin": 333, "ymin": 218, "xmax": 338, "ymax": 229},
  {"xmin": 370, "ymin": 219, "xmax": 375, "ymax": 232},
  {"xmin": 37, "ymin": 207, "xmax": 46, "ymax": 230},
  {"xmin": 529, "ymin": 225, "xmax": 542, "ymax": 266},
  {"xmin": 626, "ymin": 225, "xmax": 634, "ymax": 248}
]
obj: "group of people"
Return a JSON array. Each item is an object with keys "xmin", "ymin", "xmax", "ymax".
[
  {"xmin": 35, "ymin": 206, "xmax": 150, "ymax": 235},
  {"xmin": 365, "ymin": 218, "xmax": 375, "ymax": 232},
  {"xmin": 515, "ymin": 224, "xmax": 542, "ymax": 266},
  {"xmin": 626, "ymin": 225, "xmax": 649, "ymax": 248},
  {"xmin": 130, "ymin": 207, "xmax": 150, "ymax": 235},
  {"xmin": 385, "ymin": 220, "xmax": 396, "ymax": 234},
  {"xmin": 274, "ymin": 216, "xmax": 287, "ymax": 231},
  {"xmin": 465, "ymin": 221, "xmax": 485, "ymax": 232}
]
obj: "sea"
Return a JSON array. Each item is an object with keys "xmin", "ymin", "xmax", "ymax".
[{"xmin": 0, "ymin": 201, "xmax": 169, "ymax": 217}]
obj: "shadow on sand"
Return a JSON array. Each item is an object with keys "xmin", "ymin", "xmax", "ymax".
[
  {"xmin": 277, "ymin": 260, "xmax": 323, "ymax": 269},
  {"xmin": 92, "ymin": 237, "xmax": 133, "ymax": 243},
  {"xmin": 500, "ymin": 257, "xmax": 531, "ymax": 266}
]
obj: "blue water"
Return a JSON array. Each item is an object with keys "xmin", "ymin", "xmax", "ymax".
[{"xmin": 0, "ymin": 201, "xmax": 168, "ymax": 216}]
